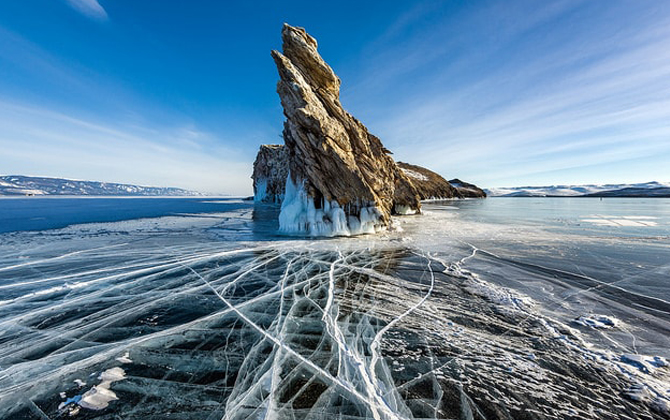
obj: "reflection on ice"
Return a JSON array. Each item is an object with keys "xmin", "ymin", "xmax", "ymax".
[{"xmin": 0, "ymin": 200, "xmax": 669, "ymax": 419}]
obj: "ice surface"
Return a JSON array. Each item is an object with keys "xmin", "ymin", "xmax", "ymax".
[
  {"xmin": 574, "ymin": 314, "xmax": 619, "ymax": 329},
  {"xmin": 580, "ymin": 215, "xmax": 659, "ymax": 226},
  {"xmin": 1, "ymin": 197, "xmax": 669, "ymax": 419}
]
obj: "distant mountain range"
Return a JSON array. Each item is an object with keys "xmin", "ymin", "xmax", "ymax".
[
  {"xmin": 0, "ymin": 175, "xmax": 201, "ymax": 196},
  {"xmin": 486, "ymin": 181, "xmax": 670, "ymax": 197}
]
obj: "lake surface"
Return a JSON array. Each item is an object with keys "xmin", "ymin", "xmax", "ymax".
[
  {"xmin": 0, "ymin": 197, "xmax": 251, "ymax": 233},
  {"xmin": 0, "ymin": 197, "xmax": 668, "ymax": 419}
]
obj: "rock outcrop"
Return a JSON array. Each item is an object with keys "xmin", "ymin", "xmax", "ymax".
[
  {"xmin": 271, "ymin": 24, "xmax": 421, "ymax": 235},
  {"xmin": 252, "ymin": 144, "xmax": 486, "ymax": 207},
  {"xmin": 396, "ymin": 162, "xmax": 459, "ymax": 200},
  {"xmin": 397, "ymin": 162, "xmax": 486, "ymax": 199},
  {"xmin": 252, "ymin": 145, "xmax": 289, "ymax": 203},
  {"xmin": 449, "ymin": 178, "xmax": 487, "ymax": 198}
]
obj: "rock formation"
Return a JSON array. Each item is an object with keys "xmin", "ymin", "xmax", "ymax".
[
  {"xmin": 448, "ymin": 178, "xmax": 487, "ymax": 198},
  {"xmin": 396, "ymin": 162, "xmax": 459, "ymax": 200},
  {"xmin": 258, "ymin": 24, "xmax": 486, "ymax": 235},
  {"xmin": 252, "ymin": 144, "xmax": 486, "ymax": 207},
  {"xmin": 252, "ymin": 145, "xmax": 289, "ymax": 203},
  {"xmin": 397, "ymin": 162, "xmax": 486, "ymax": 199},
  {"xmin": 271, "ymin": 24, "xmax": 421, "ymax": 235}
]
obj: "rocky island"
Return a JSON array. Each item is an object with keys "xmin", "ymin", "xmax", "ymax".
[{"xmin": 253, "ymin": 24, "xmax": 484, "ymax": 236}]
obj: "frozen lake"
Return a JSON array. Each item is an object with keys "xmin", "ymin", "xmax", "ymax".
[{"xmin": 0, "ymin": 197, "xmax": 668, "ymax": 419}]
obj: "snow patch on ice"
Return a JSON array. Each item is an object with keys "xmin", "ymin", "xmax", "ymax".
[
  {"xmin": 463, "ymin": 276, "xmax": 534, "ymax": 312},
  {"xmin": 115, "ymin": 351, "xmax": 132, "ymax": 364},
  {"xmin": 79, "ymin": 367, "xmax": 126, "ymax": 410},
  {"xmin": 574, "ymin": 314, "xmax": 619, "ymax": 329},
  {"xmin": 620, "ymin": 354, "xmax": 668, "ymax": 374},
  {"xmin": 581, "ymin": 215, "xmax": 658, "ymax": 227}
]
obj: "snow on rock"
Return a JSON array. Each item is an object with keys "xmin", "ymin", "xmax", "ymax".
[
  {"xmin": 400, "ymin": 167, "xmax": 429, "ymax": 182},
  {"xmin": 448, "ymin": 178, "xmax": 487, "ymax": 198},
  {"xmin": 397, "ymin": 163, "xmax": 486, "ymax": 199}
]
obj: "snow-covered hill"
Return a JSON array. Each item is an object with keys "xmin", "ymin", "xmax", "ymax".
[
  {"xmin": 486, "ymin": 181, "xmax": 670, "ymax": 197},
  {"xmin": 0, "ymin": 175, "xmax": 201, "ymax": 196}
]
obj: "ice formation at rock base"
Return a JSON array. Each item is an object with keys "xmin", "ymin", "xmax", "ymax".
[{"xmin": 278, "ymin": 174, "xmax": 382, "ymax": 236}]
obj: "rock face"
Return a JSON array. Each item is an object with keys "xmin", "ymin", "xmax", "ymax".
[
  {"xmin": 271, "ymin": 24, "xmax": 421, "ymax": 235},
  {"xmin": 449, "ymin": 179, "xmax": 487, "ymax": 198},
  {"xmin": 252, "ymin": 145, "xmax": 289, "ymax": 203},
  {"xmin": 396, "ymin": 162, "xmax": 487, "ymax": 199},
  {"xmin": 252, "ymin": 145, "xmax": 486, "ymax": 207},
  {"xmin": 396, "ymin": 162, "xmax": 459, "ymax": 200}
]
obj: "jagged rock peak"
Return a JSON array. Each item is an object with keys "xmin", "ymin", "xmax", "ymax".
[
  {"xmin": 271, "ymin": 24, "xmax": 421, "ymax": 236},
  {"xmin": 280, "ymin": 24, "xmax": 341, "ymax": 97},
  {"xmin": 252, "ymin": 145, "xmax": 288, "ymax": 204}
]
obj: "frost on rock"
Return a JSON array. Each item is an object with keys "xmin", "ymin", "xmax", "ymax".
[{"xmin": 278, "ymin": 174, "xmax": 381, "ymax": 236}]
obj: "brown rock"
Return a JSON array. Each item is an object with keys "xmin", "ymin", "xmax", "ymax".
[
  {"xmin": 272, "ymin": 24, "xmax": 421, "ymax": 235},
  {"xmin": 396, "ymin": 162, "xmax": 459, "ymax": 200},
  {"xmin": 252, "ymin": 145, "xmax": 288, "ymax": 203},
  {"xmin": 397, "ymin": 162, "xmax": 486, "ymax": 199},
  {"xmin": 448, "ymin": 178, "xmax": 487, "ymax": 198}
]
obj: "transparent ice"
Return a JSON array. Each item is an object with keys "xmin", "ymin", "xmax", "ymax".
[{"xmin": 0, "ymin": 198, "xmax": 669, "ymax": 419}]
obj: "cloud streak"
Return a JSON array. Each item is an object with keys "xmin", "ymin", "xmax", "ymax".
[
  {"xmin": 64, "ymin": 0, "xmax": 108, "ymax": 20},
  {"xmin": 341, "ymin": 1, "xmax": 670, "ymax": 187},
  {"xmin": 0, "ymin": 101, "xmax": 252, "ymax": 195}
]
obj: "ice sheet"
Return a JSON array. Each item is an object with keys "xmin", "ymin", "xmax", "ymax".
[{"xmin": 1, "ymin": 198, "xmax": 669, "ymax": 419}]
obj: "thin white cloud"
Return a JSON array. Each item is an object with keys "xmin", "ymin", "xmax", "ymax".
[
  {"xmin": 64, "ymin": 0, "xmax": 108, "ymax": 20},
  {"xmin": 0, "ymin": 101, "xmax": 253, "ymax": 195},
  {"xmin": 341, "ymin": 1, "xmax": 670, "ymax": 188}
]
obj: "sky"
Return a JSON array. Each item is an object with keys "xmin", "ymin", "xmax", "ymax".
[{"xmin": 1, "ymin": 0, "xmax": 669, "ymax": 194}]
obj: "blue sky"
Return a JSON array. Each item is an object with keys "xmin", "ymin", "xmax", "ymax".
[{"xmin": 1, "ymin": 0, "xmax": 668, "ymax": 194}]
